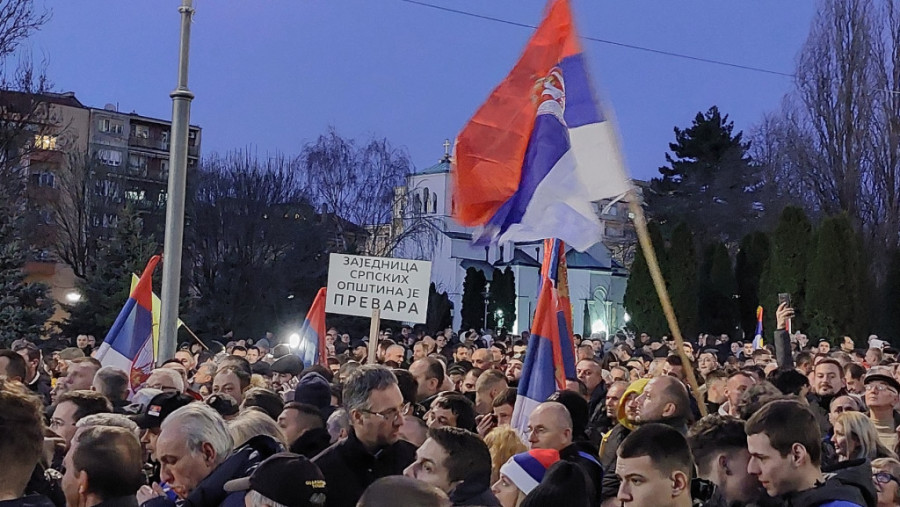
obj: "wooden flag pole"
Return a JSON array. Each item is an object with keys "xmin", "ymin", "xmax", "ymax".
[
  {"xmin": 627, "ymin": 192, "xmax": 708, "ymax": 417},
  {"xmin": 180, "ymin": 322, "xmax": 209, "ymax": 351},
  {"xmin": 367, "ymin": 308, "xmax": 381, "ymax": 365}
]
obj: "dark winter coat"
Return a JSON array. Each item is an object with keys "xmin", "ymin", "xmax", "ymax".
[{"xmin": 312, "ymin": 430, "xmax": 417, "ymax": 507}]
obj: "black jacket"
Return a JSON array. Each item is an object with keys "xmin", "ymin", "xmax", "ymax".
[
  {"xmin": 290, "ymin": 427, "xmax": 333, "ymax": 459},
  {"xmin": 561, "ymin": 441, "xmax": 603, "ymax": 507},
  {"xmin": 26, "ymin": 372, "xmax": 52, "ymax": 406},
  {"xmin": 140, "ymin": 434, "xmax": 283, "ymax": 507},
  {"xmin": 95, "ymin": 497, "xmax": 139, "ymax": 507},
  {"xmin": 781, "ymin": 459, "xmax": 875, "ymax": 507},
  {"xmin": 312, "ymin": 430, "xmax": 417, "ymax": 507},
  {"xmin": 448, "ymin": 474, "xmax": 500, "ymax": 506},
  {"xmin": 0, "ymin": 496, "xmax": 55, "ymax": 507}
]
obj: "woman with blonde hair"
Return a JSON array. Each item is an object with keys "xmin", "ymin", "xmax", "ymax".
[
  {"xmin": 872, "ymin": 457, "xmax": 900, "ymax": 507},
  {"xmin": 484, "ymin": 425, "xmax": 527, "ymax": 483},
  {"xmin": 832, "ymin": 411, "xmax": 897, "ymax": 462}
]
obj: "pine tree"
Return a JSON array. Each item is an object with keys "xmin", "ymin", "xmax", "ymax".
[
  {"xmin": 486, "ymin": 267, "xmax": 517, "ymax": 333},
  {"xmin": 500, "ymin": 266, "xmax": 516, "ymax": 332},
  {"xmin": 623, "ymin": 221, "xmax": 668, "ymax": 338},
  {"xmin": 805, "ymin": 214, "xmax": 865, "ymax": 341},
  {"xmin": 0, "ymin": 213, "xmax": 54, "ymax": 347},
  {"xmin": 460, "ymin": 267, "xmax": 487, "ymax": 332},
  {"xmin": 735, "ymin": 231, "xmax": 771, "ymax": 340},
  {"xmin": 699, "ymin": 242, "xmax": 738, "ymax": 336},
  {"xmin": 759, "ymin": 206, "xmax": 813, "ymax": 334},
  {"xmin": 426, "ymin": 283, "xmax": 453, "ymax": 333},
  {"xmin": 62, "ymin": 206, "xmax": 159, "ymax": 338},
  {"xmin": 666, "ymin": 223, "xmax": 699, "ymax": 340},
  {"xmin": 648, "ymin": 106, "xmax": 770, "ymax": 245}
]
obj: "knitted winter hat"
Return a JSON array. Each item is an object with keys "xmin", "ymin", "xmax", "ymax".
[{"xmin": 498, "ymin": 449, "xmax": 560, "ymax": 495}]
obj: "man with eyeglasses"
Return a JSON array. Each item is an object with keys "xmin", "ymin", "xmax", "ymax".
[
  {"xmin": 313, "ymin": 365, "xmax": 416, "ymax": 507},
  {"xmin": 864, "ymin": 373, "xmax": 900, "ymax": 452}
]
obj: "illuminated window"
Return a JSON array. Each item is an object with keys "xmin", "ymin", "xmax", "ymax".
[
  {"xmin": 33, "ymin": 135, "xmax": 57, "ymax": 150},
  {"xmin": 125, "ymin": 189, "xmax": 145, "ymax": 201}
]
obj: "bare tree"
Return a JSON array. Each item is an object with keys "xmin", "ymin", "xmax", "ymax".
[
  {"xmin": 0, "ymin": 0, "xmax": 48, "ymax": 62},
  {"xmin": 299, "ymin": 128, "xmax": 439, "ymax": 257}
]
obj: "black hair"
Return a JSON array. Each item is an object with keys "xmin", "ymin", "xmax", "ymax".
[{"xmin": 521, "ymin": 461, "xmax": 593, "ymax": 507}]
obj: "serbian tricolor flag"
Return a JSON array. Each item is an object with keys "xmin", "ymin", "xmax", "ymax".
[
  {"xmin": 752, "ymin": 306, "xmax": 764, "ymax": 350},
  {"xmin": 95, "ymin": 255, "xmax": 160, "ymax": 395},
  {"xmin": 298, "ymin": 287, "xmax": 327, "ymax": 367},
  {"xmin": 452, "ymin": 0, "xmax": 632, "ymax": 251},
  {"xmin": 511, "ymin": 239, "xmax": 577, "ymax": 434}
]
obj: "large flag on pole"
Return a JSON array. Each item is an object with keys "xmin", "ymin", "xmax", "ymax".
[
  {"xmin": 452, "ymin": 0, "xmax": 632, "ymax": 252},
  {"xmin": 511, "ymin": 239, "xmax": 577, "ymax": 434},
  {"xmin": 298, "ymin": 287, "xmax": 327, "ymax": 368},
  {"xmin": 95, "ymin": 255, "xmax": 160, "ymax": 394},
  {"xmin": 129, "ymin": 274, "xmax": 183, "ymax": 361}
]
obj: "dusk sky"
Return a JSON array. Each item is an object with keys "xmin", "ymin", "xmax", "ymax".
[{"xmin": 28, "ymin": 1, "xmax": 817, "ymax": 181}]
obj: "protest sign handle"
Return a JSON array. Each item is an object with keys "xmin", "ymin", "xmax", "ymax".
[
  {"xmin": 628, "ymin": 193, "xmax": 708, "ymax": 417},
  {"xmin": 181, "ymin": 323, "xmax": 209, "ymax": 351},
  {"xmin": 367, "ymin": 309, "xmax": 381, "ymax": 364}
]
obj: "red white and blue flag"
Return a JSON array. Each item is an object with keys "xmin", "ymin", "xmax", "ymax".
[
  {"xmin": 511, "ymin": 239, "xmax": 577, "ymax": 434},
  {"xmin": 95, "ymin": 255, "xmax": 160, "ymax": 395},
  {"xmin": 452, "ymin": 0, "xmax": 632, "ymax": 251},
  {"xmin": 298, "ymin": 287, "xmax": 328, "ymax": 368},
  {"xmin": 752, "ymin": 306, "xmax": 764, "ymax": 350}
]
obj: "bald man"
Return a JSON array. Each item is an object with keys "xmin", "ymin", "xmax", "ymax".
[
  {"xmin": 470, "ymin": 348, "xmax": 493, "ymax": 370},
  {"xmin": 527, "ymin": 401, "xmax": 604, "ymax": 504}
]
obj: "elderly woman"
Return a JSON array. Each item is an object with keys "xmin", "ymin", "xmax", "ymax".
[
  {"xmin": 872, "ymin": 458, "xmax": 900, "ymax": 507},
  {"xmin": 832, "ymin": 412, "xmax": 897, "ymax": 462},
  {"xmin": 491, "ymin": 449, "xmax": 560, "ymax": 507}
]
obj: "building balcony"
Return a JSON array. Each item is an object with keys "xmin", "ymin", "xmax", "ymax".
[{"xmin": 129, "ymin": 135, "xmax": 169, "ymax": 151}]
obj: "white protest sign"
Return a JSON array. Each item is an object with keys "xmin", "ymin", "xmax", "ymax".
[{"xmin": 326, "ymin": 254, "xmax": 432, "ymax": 323}]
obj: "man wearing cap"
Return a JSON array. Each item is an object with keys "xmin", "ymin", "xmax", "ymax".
[
  {"xmin": 224, "ymin": 452, "xmax": 326, "ymax": 507},
  {"xmin": 313, "ymin": 365, "xmax": 416, "ymax": 507},
  {"xmin": 131, "ymin": 392, "xmax": 195, "ymax": 484},
  {"xmin": 865, "ymin": 372, "xmax": 900, "ymax": 450},
  {"xmin": 272, "ymin": 355, "xmax": 303, "ymax": 395}
]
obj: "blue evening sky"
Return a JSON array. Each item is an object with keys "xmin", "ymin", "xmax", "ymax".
[{"xmin": 27, "ymin": 1, "xmax": 817, "ymax": 181}]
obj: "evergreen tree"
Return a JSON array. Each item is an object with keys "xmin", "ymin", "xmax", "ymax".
[
  {"xmin": 460, "ymin": 267, "xmax": 487, "ymax": 332},
  {"xmin": 426, "ymin": 283, "xmax": 453, "ymax": 333},
  {"xmin": 0, "ymin": 213, "xmax": 54, "ymax": 347},
  {"xmin": 735, "ymin": 231, "xmax": 771, "ymax": 340},
  {"xmin": 666, "ymin": 223, "xmax": 699, "ymax": 340},
  {"xmin": 623, "ymin": 221, "xmax": 668, "ymax": 338},
  {"xmin": 500, "ymin": 266, "xmax": 516, "ymax": 332},
  {"xmin": 759, "ymin": 206, "xmax": 813, "ymax": 334},
  {"xmin": 805, "ymin": 214, "xmax": 865, "ymax": 341},
  {"xmin": 62, "ymin": 206, "xmax": 159, "ymax": 338},
  {"xmin": 487, "ymin": 267, "xmax": 517, "ymax": 333},
  {"xmin": 648, "ymin": 106, "xmax": 770, "ymax": 245},
  {"xmin": 699, "ymin": 242, "xmax": 738, "ymax": 336}
]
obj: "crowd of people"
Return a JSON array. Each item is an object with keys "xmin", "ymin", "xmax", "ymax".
[{"xmin": 2, "ymin": 302, "xmax": 900, "ymax": 506}]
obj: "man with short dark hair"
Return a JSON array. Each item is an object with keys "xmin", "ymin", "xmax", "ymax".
[
  {"xmin": 404, "ymin": 427, "xmax": 499, "ymax": 506},
  {"xmin": 51, "ymin": 390, "xmax": 113, "ymax": 449},
  {"xmin": 473, "ymin": 369, "xmax": 507, "ymax": 416},
  {"xmin": 0, "ymin": 349, "xmax": 28, "ymax": 382},
  {"xmin": 427, "ymin": 392, "xmax": 477, "ymax": 432},
  {"xmin": 687, "ymin": 414, "xmax": 765, "ymax": 506},
  {"xmin": 409, "ymin": 357, "xmax": 445, "ymax": 404},
  {"xmin": 212, "ymin": 365, "xmax": 250, "ymax": 405},
  {"xmin": 615, "ymin": 423, "xmax": 694, "ymax": 507},
  {"xmin": 61, "ymin": 426, "xmax": 144, "ymax": 507},
  {"xmin": 313, "ymin": 365, "xmax": 416, "ymax": 507},
  {"xmin": 490, "ymin": 387, "xmax": 516, "ymax": 426},
  {"xmin": 91, "ymin": 366, "xmax": 130, "ymax": 413},
  {"xmin": 745, "ymin": 399, "xmax": 873, "ymax": 506},
  {"xmin": 278, "ymin": 402, "xmax": 332, "ymax": 459},
  {"xmin": 12, "ymin": 339, "xmax": 52, "ymax": 405},
  {"xmin": 808, "ymin": 359, "xmax": 847, "ymax": 433}
]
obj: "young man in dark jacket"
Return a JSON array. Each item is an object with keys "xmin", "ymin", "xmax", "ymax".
[{"xmin": 404, "ymin": 427, "xmax": 499, "ymax": 506}]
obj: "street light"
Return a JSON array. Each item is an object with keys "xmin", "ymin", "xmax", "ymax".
[
  {"xmin": 623, "ymin": 312, "xmax": 631, "ymax": 323},
  {"xmin": 288, "ymin": 333, "xmax": 300, "ymax": 349},
  {"xmin": 65, "ymin": 291, "xmax": 82, "ymax": 303}
]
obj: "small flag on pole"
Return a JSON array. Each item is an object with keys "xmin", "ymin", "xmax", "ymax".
[
  {"xmin": 95, "ymin": 255, "xmax": 160, "ymax": 394},
  {"xmin": 297, "ymin": 287, "xmax": 328, "ymax": 368},
  {"xmin": 511, "ymin": 239, "xmax": 577, "ymax": 434},
  {"xmin": 452, "ymin": 0, "xmax": 632, "ymax": 251},
  {"xmin": 752, "ymin": 306, "xmax": 764, "ymax": 350}
]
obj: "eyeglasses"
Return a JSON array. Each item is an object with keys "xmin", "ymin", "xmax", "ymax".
[
  {"xmin": 865, "ymin": 384, "xmax": 898, "ymax": 394},
  {"xmin": 874, "ymin": 472, "xmax": 900, "ymax": 485},
  {"xmin": 361, "ymin": 406, "xmax": 404, "ymax": 422}
]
